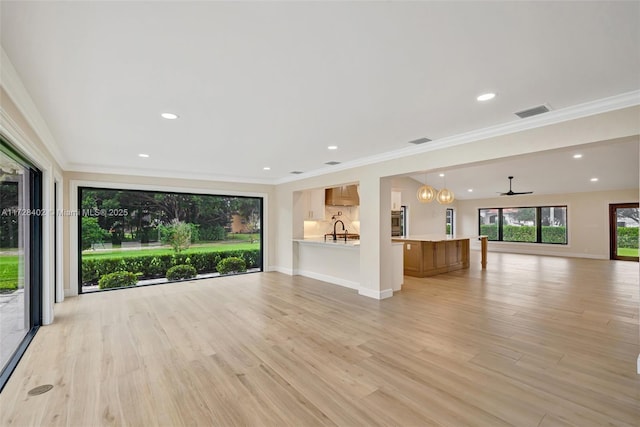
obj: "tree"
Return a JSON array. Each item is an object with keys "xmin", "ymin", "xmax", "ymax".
[
  {"xmin": 159, "ymin": 219, "xmax": 192, "ymax": 253},
  {"xmin": 81, "ymin": 217, "xmax": 107, "ymax": 250},
  {"xmin": 617, "ymin": 208, "xmax": 639, "ymax": 225}
]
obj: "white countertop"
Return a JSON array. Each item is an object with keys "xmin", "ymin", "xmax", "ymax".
[
  {"xmin": 392, "ymin": 234, "xmax": 473, "ymax": 242},
  {"xmin": 294, "ymin": 238, "xmax": 360, "ymax": 247}
]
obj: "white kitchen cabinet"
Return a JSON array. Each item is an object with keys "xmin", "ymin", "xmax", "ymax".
[
  {"xmin": 304, "ymin": 189, "xmax": 325, "ymax": 220},
  {"xmin": 391, "ymin": 191, "xmax": 402, "ymax": 211}
]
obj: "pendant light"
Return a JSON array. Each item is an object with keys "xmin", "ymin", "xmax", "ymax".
[
  {"xmin": 436, "ymin": 174, "xmax": 455, "ymax": 205},
  {"xmin": 416, "ymin": 173, "xmax": 435, "ymax": 203}
]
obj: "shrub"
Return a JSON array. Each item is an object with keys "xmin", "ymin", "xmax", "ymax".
[
  {"xmin": 216, "ymin": 257, "xmax": 247, "ymax": 275},
  {"xmin": 98, "ymin": 271, "xmax": 137, "ymax": 289},
  {"xmin": 166, "ymin": 264, "xmax": 197, "ymax": 281}
]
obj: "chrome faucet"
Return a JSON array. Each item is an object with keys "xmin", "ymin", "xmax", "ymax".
[{"xmin": 333, "ymin": 220, "xmax": 346, "ymax": 241}]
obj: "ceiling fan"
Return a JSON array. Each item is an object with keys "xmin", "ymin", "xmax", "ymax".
[{"xmin": 499, "ymin": 176, "xmax": 533, "ymax": 196}]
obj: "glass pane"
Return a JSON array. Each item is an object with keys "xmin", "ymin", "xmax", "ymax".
[
  {"xmin": 541, "ymin": 206, "xmax": 567, "ymax": 244},
  {"xmin": 502, "ymin": 207, "xmax": 536, "ymax": 242},
  {"xmin": 616, "ymin": 207, "xmax": 639, "ymax": 257},
  {"xmin": 446, "ymin": 208, "xmax": 453, "ymax": 235},
  {"xmin": 80, "ymin": 188, "xmax": 262, "ymax": 293},
  {"xmin": 479, "ymin": 208, "xmax": 499, "ymax": 240},
  {"xmin": 0, "ymin": 151, "xmax": 30, "ymax": 372}
]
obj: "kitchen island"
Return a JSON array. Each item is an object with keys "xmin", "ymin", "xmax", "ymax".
[{"xmin": 392, "ymin": 235, "xmax": 470, "ymax": 277}]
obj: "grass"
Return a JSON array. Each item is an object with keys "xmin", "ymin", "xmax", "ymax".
[
  {"xmin": 82, "ymin": 241, "xmax": 259, "ymax": 260},
  {"xmin": 0, "ymin": 255, "xmax": 19, "ymax": 291},
  {"xmin": 617, "ymin": 247, "xmax": 639, "ymax": 257}
]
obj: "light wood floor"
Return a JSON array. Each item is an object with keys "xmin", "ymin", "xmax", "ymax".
[{"xmin": 1, "ymin": 252, "xmax": 638, "ymax": 426}]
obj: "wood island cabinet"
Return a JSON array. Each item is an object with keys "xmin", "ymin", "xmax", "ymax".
[{"xmin": 393, "ymin": 236, "xmax": 470, "ymax": 277}]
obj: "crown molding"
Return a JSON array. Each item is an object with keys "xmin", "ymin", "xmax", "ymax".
[
  {"xmin": 65, "ymin": 162, "xmax": 276, "ymax": 186},
  {"xmin": 275, "ymin": 90, "xmax": 640, "ymax": 185},
  {"xmin": 0, "ymin": 47, "xmax": 68, "ymax": 169}
]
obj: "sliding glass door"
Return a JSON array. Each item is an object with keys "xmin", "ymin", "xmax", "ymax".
[
  {"xmin": 0, "ymin": 140, "xmax": 42, "ymax": 391},
  {"xmin": 609, "ymin": 203, "xmax": 639, "ymax": 261}
]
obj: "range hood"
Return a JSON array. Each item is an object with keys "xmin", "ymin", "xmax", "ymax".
[{"xmin": 325, "ymin": 185, "xmax": 360, "ymax": 206}]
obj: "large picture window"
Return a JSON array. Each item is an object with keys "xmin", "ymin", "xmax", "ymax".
[
  {"xmin": 479, "ymin": 206, "xmax": 567, "ymax": 244},
  {"xmin": 78, "ymin": 187, "xmax": 263, "ymax": 293}
]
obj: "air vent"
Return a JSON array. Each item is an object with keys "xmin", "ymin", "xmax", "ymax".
[
  {"xmin": 408, "ymin": 137, "xmax": 432, "ymax": 145},
  {"xmin": 325, "ymin": 161, "xmax": 341, "ymax": 166},
  {"xmin": 290, "ymin": 171, "xmax": 304, "ymax": 174},
  {"xmin": 515, "ymin": 104, "xmax": 550, "ymax": 119}
]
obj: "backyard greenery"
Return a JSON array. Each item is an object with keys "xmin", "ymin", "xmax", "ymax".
[
  {"xmin": 216, "ymin": 256, "xmax": 247, "ymax": 275},
  {"xmin": 166, "ymin": 264, "xmax": 197, "ymax": 281},
  {"xmin": 0, "ymin": 255, "xmax": 19, "ymax": 291},
  {"xmin": 75, "ymin": 187, "xmax": 263, "ymax": 289},
  {"xmin": 98, "ymin": 271, "xmax": 138, "ymax": 290},
  {"xmin": 81, "ymin": 247, "xmax": 260, "ymax": 284},
  {"xmin": 480, "ymin": 224, "xmax": 569, "ymax": 243}
]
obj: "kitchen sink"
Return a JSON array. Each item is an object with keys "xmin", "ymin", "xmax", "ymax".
[{"xmin": 324, "ymin": 233, "xmax": 360, "ymax": 241}]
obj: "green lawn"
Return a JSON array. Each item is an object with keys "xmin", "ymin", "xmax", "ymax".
[
  {"xmin": 82, "ymin": 241, "xmax": 259, "ymax": 260},
  {"xmin": 0, "ymin": 255, "xmax": 19, "ymax": 291},
  {"xmin": 617, "ymin": 247, "xmax": 639, "ymax": 257}
]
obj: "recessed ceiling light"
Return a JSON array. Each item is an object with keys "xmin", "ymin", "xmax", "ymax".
[
  {"xmin": 477, "ymin": 93, "xmax": 496, "ymax": 102},
  {"xmin": 161, "ymin": 112, "xmax": 179, "ymax": 120},
  {"xmin": 439, "ymin": 173, "xmax": 445, "ymax": 177},
  {"xmin": 263, "ymin": 167, "xmax": 271, "ymax": 171},
  {"xmin": 328, "ymin": 145, "xmax": 338, "ymax": 150},
  {"xmin": 467, "ymin": 189, "xmax": 473, "ymax": 192},
  {"xmin": 138, "ymin": 153, "xmax": 149, "ymax": 158},
  {"xmin": 590, "ymin": 177, "xmax": 599, "ymax": 182},
  {"xmin": 573, "ymin": 154, "xmax": 583, "ymax": 159}
]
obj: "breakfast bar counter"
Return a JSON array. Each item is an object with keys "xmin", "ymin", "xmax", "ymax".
[{"xmin": 392, "ymin": 235, "xmax": 470, "ymax": 277}]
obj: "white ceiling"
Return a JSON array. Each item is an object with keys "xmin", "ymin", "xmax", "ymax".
[
  {"xmin": 1, "ymin": 1, "xmax": 639, "ymax": 194},
  {"xmin": 404, "ymin": 137, "xmax": 639, "ymax": 200}
]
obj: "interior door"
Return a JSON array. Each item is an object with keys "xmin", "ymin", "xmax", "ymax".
[{"xmin": 609, "ymin": 203, "xmax": 639, "ymax": 261}]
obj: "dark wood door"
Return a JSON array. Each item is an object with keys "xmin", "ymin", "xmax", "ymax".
[{"xmin": 609, "ymin": 203, "xmax": 639, "ymax": 261}]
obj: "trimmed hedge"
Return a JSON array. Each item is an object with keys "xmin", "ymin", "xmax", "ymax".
[
  {"xmin": 98, "ymin": 271, "xmax": 137, "ymax": 289},
  {"xmin": 216, "ymin": 257, "xmax": 247, "ymax": 275},
  {"xmin": 82, "ymin": 249, "xmax": 260, "ymax": 284},
  {"xmin": 480, "ymin": 225, "xmax": 567, "ymax": 244},
  {"xmin": 618, "ymin": 227, "xmax": 639, "ymax": 248},
  {"xmin": 503, "ymin": 225, "xmax": 536, "ymax": 242},
  {"xmin": 166, "ymin": 264, "xmax": 197, "ymax": 281},
  {"xmin": 479, "ymin": 224, "xmax": 498, "ymax": 240}
]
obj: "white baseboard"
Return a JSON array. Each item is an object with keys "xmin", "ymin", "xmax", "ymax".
[
  {"xmin": 470, "ymin": 244, "xmax": 608, "ymax": 260},
  {"xmin": 358, "ymin": 287, "xmax": 393, "ymax": 300},
  {"xmin": 64, "ymin": 288, "xmax": 77, "ymax": 298},
  {"xmin": 295, "ymin": 270, "xmax": 360, "ymax": 290},
  {"xmin": 268, "ymin": 265, "xmax": 293, "ymax": 275}
]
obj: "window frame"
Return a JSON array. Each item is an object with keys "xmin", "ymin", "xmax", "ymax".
[
  {"xmin": 478, "ymin": 205, "xmax": 568, "ymax": 245},
  {"xmin": 77, "ymin": 186, "xmax": 264, "ymax": 294}
]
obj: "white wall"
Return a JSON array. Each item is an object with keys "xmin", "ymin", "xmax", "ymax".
[{"xmin": 457, "ymin": 189, "xmax": 639, "ymax": 259}]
